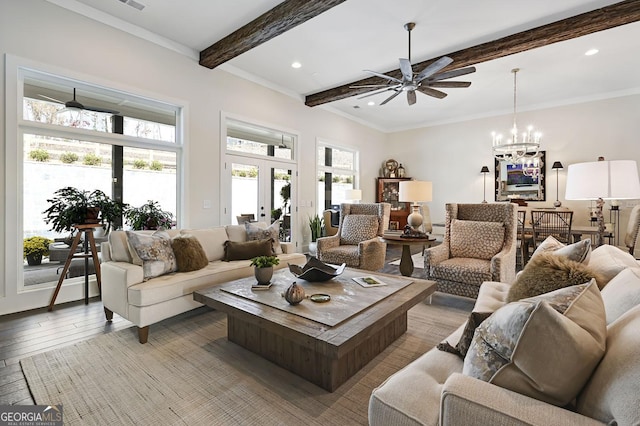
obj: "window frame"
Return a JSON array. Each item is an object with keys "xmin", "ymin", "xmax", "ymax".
[{"xmin": 316, "ymin": 139, "xmax": 360, "ymax": 213}]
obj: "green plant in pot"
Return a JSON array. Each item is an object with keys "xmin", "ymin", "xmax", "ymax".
[
  {"xmin": 43, "ymin": 187, "xmax": 125, "ymax": 238},
  {"xmin": 124, "ymin": 200, "xmax": 174, "ymax": 230},
  {"xmin": 23, "ymin": 236, "xmax": 53, "ymax": 266},
  {"xmin": 250, "ymin": 255, "xmax": 279, "ymax": 285},
  {"xmin": 308, "ymin": 214, "xmax": 324, "ymax": 256}
]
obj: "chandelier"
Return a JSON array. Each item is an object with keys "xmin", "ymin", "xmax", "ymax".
[
  {"xmin": 521, "ymin": 156, "xmax": 541, "ymax": 177},
  {"xmin": 492, "ymin": 68, "xmax": 541, "ymax": 163}
]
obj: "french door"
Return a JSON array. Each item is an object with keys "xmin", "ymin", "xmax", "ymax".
[{"xmin": 224, "ymin": 155, "xmax": 297, "ymax": 242}]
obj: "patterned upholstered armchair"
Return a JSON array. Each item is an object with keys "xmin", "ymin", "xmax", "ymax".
[
  {"xmin": 424, "ymin": 203, "xmax": 517, "ymax": 298},
  {"xmin": 317, "ymin": 203, "xmax": 391, "ymax": 271}
]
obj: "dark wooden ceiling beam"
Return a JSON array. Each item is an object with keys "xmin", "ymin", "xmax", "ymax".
[
  {"xmin": 200, "ymin": 0, "xmax": 347, "ymax": 69},
  {"xmin": 305, "ymin": 0, "xmax": 640, "ymax": 107}
]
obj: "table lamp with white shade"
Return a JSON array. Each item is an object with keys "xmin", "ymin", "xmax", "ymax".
[
  {"xmin": 399, "ymin": 181, "xmax": 433, "ymax": 230},
  {"xmin": 343, "ymin": 189, "xmax": 362, "ymax": 203},
  {"xmin": 565, "ymin": 158, "xmax": 640, "ymax": 247}
]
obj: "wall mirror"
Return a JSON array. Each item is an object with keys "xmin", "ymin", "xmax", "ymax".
[{"xmin": 494, "ymin": 151, "xmax": 546, "ymax": 201}]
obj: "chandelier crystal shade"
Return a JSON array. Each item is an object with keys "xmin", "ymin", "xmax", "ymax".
[{"xmin": 492, "ymin": 68, "xmax": 541, "ymax": 163}]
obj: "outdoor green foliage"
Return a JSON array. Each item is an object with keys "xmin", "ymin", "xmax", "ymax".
[
  {"xmin": 309, "ymin": 214, "xmax": 324, "ymax": 242},
  {"xmin": 150, "ymin": 160, "xmax": 163, "ymax": 171},
  {"xmin": 280, "ymin": 182, "xmax": 291, "ymax": 213},
  {"xmin": 271, "ymin": 208, "xmax": 282, "ymax": 221},
  {"xmin": 29, "ymin": 149, "xmax": 50, "ymax": 162},
  {"xmin": 124, "ymin": 200, "xmax": 173, "ymax": 230},
  {"xmin": 83, "ymin": 153, "xmax": 102, "ymax": 166},
  {"xmin": 43, "ymin": 187, "xmax": 125, "ymax": 234},
  {"xmin": 23, "ymin": 236, "xmax": 53, "ymax": 258},
  {"xmin": 133, "ymin": 159, "xmax": 148, "ymax": 169},
  {"xmin": 232, "ymin": 168, "xmax": 258, "ymax": 178},
  {"xmin": 60, "ymin": 152, "xmax": 79, "ymax": 164},
  {"xmin": 250, "ymin": 255, "xmax": 279, "ymax": 268}
]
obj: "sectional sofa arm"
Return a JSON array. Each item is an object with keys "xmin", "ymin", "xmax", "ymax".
[{"xmin": 440, "ymin": 373, "xmax": 604, "ymax": 426}]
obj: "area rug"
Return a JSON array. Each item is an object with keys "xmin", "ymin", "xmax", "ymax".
[
  {"xmin": 20, "ymin": 300, "xmax": 467, "ymax": 425},
  {"xmin": 389, "ymin": 252, "xmax": 426, "ymax": 268}
]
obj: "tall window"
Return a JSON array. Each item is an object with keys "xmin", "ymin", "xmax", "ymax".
[{"xmin": 317, "ymin": 142, "xmax": 359, "ymax": 213}]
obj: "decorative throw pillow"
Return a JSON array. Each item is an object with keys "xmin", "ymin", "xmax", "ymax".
[
  {"xmin": 437, "ymin": 311, "xmax": 493, "ymax": 358},
  {"xmin": 125, "ymin": 230, "xmax": 177, "ymax": 281},
  {"xmin": 223, "ymin": 238, "xmax": 273, "ymax": 261},
  {"xmin": 587, "ymin": 244, "xmax": 640, "ymax": 286},
  {"xmin": 463, "ymin": 281, "xmax": 607, "ymax": 407},
  {"xmin": 599, "ymin": 267, "xmax": 640, "ymax": 325},
  {"xmin": 507, "ymin": 252, "xmax": 603, "ymax": 302},
  {"xmin": 171, "ymin": 236, "xmax": 209, "ymax": 272},
  {"xmin": 530, "ymin": 236, "xmax": 592, "ymax": 263},
  {"xmin": 245, "ymin": 221, "xmax": 282, "ymax": 254},
  {"xmin": 339, "ymin": 215, "xmax": 379, "ymax": 245},
  {"xmin": 450, "ymin": 219, "xmax": 505, "ymax": 260}
]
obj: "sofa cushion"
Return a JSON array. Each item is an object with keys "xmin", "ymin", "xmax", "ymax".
[
  {"xmin": 530, "ymin": 236, "xmax": 592, "ymax": 263},
  {"xmin": 339, "ymin": 214, "xmax": 379, "ymax": 245},
  {"xmin": 180, "ymin": 227, "xmax": 227, "ymax": 261},
  {"xmin": 225, "ymin": 224, "xmax": 248, "ymax": 242},
  {"xmin": 126, "ymin": 230, "xmax": 177, "ymax": 281},
  {"xmin": 464, "ymin": 281, "xmax": 606, "ymax": 406},
  {"xmin": 450, "ymin": 219, "xmax": 504, "ymax": 260},
  {"xmin": 223, "ymin": 238, "xmax": 272, "ymax": 261},
  {"xmin": 588, "ymin": 244, "xmax": 639, "ymax": 285},
  {"xmin": 600, "ymin": 267, "xmax": 640, "ymax": 324},
  {"xmin": 245, "ymin": 221, "xmax": 282, "ymax": 254},
  {"xmin": 171, "ymin": 236, "xmax": 208, "ymax": 272},
  {"xmin": 507, "ymin": 252, "xmax": 603, "ymax": 302},
  {"xmin": 576, "ymin": 304, "xmax": 640, "ymax": 425}
]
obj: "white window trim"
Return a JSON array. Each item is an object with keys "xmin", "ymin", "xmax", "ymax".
[{"xmin": 316, "ymin": 138, "xmax": 361, "ymax": 210}]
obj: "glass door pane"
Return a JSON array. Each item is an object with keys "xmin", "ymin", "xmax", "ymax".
[{"xmin": 231, "ymin": 161, "xmax": 259, "ymax": 224}]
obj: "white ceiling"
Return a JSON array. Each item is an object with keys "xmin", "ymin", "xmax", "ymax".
[{"xmin": 49, "ymin": 0, "xmax": 640, "ymax": 132}]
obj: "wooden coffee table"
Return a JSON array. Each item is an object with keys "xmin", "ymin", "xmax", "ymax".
[{"xmin": 194, "ymin": 268, "xmax": 435, "ymax": 391}]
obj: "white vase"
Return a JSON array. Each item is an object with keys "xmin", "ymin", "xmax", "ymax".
[
  {"xmin": 254, "ymin": 266, "xmax": 273, "ymax": 285},
  {"xmin": 309, "ymin": 241, "xmax": 317, "ymax": 256}
]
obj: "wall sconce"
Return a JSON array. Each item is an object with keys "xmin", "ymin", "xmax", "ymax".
[
  {"xmin": 480, "ymin": 166, "xmax": 490, "ymax": 203},
  {"xmin": 552, "ymin": 161, "xmax": 564, "ymax": 207}
]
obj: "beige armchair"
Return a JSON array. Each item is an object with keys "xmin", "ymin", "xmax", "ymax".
[
  {"xmin": 317, "ymin": 203, "xmax": 391, "ymax": 271},
  {"xmin": 424, "ymin": 203, "xmax": 517, "ymax": 298}
]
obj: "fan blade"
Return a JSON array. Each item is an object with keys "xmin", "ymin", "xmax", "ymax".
[
  {"xmin": 430, "ymin": 66, "xmax": 476, "ymax": 82},
  {"xmin": 399, "ymin": 58, "xmax": 413, "ymax": 81},
  {"xmin": 84, "ymin": 105, "xmax": 121, "ymax": 115},
  {"xmin": 407, "ymin": 90, "xmax": 417, "ymax": 105},
  {"xmin": 363, "ymin": 70, "xmax": 403, "ymax": 84},
  {"xmin": 380, "ymin": 90, "xmax": 402, "ymax": 105},
  {"xmin": 357, "ymin": 87, "xmax": 398, "ymax": 99},
  {"xmin": 416, "ymin": 56, "xmax": 453, "ymax": 82},
  {"xmin": 38, "ymin": 94, "xmax": 65, "ymax": 104},
  {"xmin": 417, "ymin": 86, "xmax": 448, "ymax": 99},
  {"xmin": 428, "ymin": 81, "xmax": 471, "ymax": 88}
]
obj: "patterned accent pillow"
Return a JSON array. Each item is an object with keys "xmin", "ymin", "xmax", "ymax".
[
  {"xmin": 245, "ymin": 221, "xmax": 281, "ymax": 254},
  {"xmin": 463, "ymin": 280, "xmax": 606, "ymax": 407},
  {"xmin": 125, "ymin": 230, "xmax": 177, "ymax": 281},
  {"xmin": 507, "ymin": 251, "xmax": 604, "ymax": 302},
  {"xmin": 450, "ymin": 219, "xmax": 505, "ymax": 260},
  {"xmin": 171, "ymin": 236, "xmax": 209, "ymax": 272},
  {"xmin": 340, "ymin": 214, "xmax": 379, "ymax": 245},
  {"xmin": 530, "ymin": 236, "xmax": 592, "ymax": 263}
]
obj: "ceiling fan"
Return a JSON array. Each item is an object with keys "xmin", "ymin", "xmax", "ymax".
[
  {"xmin": 39, "ymin": 88, "xmax": 121, "ymax": 115},
  {"xmin": 351, "ymin": 22, "xmax": 476, "ymax": 106}
]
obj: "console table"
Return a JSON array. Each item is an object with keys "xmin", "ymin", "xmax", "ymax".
[{"xmin": 48, "ymin": 224, "xmax": 102, "ymax": 311}]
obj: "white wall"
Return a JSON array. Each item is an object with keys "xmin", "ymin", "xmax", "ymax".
[
  {"xmin": 388, "ymin": 94, "xmax": 640, "ymax": 232},
  {"xmin": 0, "ymin": 0, "xmax": 388, "ymax": 313}
]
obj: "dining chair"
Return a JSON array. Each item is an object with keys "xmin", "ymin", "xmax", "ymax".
[
  {"xmin": 530, "ymin": 209, "xmax": 573, "ymax": 249},
  {"xmin": 516, "ymin": 209, "xmax": 532, "ymax": 269}
]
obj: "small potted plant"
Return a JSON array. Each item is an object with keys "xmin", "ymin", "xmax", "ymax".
[
  {"xmin": 308, "ymin": 214, "xmax": 324, "ymax": 255},
  {"xmin": 23, "ymin": 236, "xmax": 54, "ymax": 266},
  {"xmin": 250, "ymin": 255, "xmax": 280, "ymax": 285},
  {"xmin": 124, "ymin": 200, "xmax": 174, "ymax": 230}
]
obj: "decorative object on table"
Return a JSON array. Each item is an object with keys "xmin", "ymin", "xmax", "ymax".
[
  {"xmin": 124, "ymin": 200, "xmax": 173, "ymax": 230},
  {"xmin": 480, "ymin": 166, "xmax": 490, "ymax": 203},
  {"xmin": 308, "ymin": 294, "xmax": 331, "ymax": 303},
  {"xmin": 566, "ymin": 157, "xmax": 640, "ymax": 247},
  {"xmin": 397, "ymin": 163, "xmax": 406, "ymax": 178},
  {"xmin": 352, "ymin": 276, "xmax": 388, "ymax": 287},
  {"xmin": 377, "ymin": 177, "xmax": 412, "ymax": 228},
  {"xmin": 351, "ymin": 22, "xmax": 475, "ymax": 106},
  {"xmin": 491, "ymin": 68, "xmax": 541, "ymax": 164},
  {"xmin": 399, "ymin": 180, "xmax": 433, "ymax": 230},
  {"xmin": 23, "ymin": 236, "xmax": 53, "ymax": 266},
  {"xmin": 389, "ymin": 220, "xmax": 399, "ymax": 231},
  {"xmin": 282, "ymin": 281, "xmax": 305, "ymax": 305},
  {"xmin": 288, "ymin": 256, "xmax": 346, "ymax": 282},
  {"xmin": 552, "ymin": 161, "xmax": 564, "ymax": 207},
  {"xmin": 43, "ymin": 187, "xmax": 125, "ymax": 237},
  {"xmin": 250, "ymin": 255, "xmax": 279, "ymax": 285},
  {"xmin": 384, "ymin": 159, "xmax": 399, "ymax": 177},
  {"xmin": 308, "ymin": 214, "xmax": 324, "ymax": 255},
  {"xmin": 401, "ymin": 225, "xmax": 429, "ymax": 239},
  {"xmin": 343, "ymin": 188, "xmax": 362, "ymax": 203}
]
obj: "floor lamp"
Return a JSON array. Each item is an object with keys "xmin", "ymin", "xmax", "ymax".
[
  {"xmin": 480, "ymin": 166, "xmax": 490, "ymax": 203},
  {"xmin": 565, "ymin": 158, "xmax": 640, "ymax": 246},
  {"xmin": 552, "ymin": 161, "xmax": 564, "ymax": 207}
]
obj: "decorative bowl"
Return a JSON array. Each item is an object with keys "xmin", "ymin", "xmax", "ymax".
[{"xmin": 288, "ymin": 256, "xmax": 346, "ymax": 282}]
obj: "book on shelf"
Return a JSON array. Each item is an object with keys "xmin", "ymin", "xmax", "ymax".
[{"xmin": 353, "ymin": 276, "xmax": 388, "ymax": 287}]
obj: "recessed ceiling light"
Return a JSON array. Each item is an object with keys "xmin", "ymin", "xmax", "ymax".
[
  {"xmin": 585, "ymin": 49, "xmax": 599, "ymax": 56},
  {"xmin": 367, "ymin": 101, "xmax": 375, "ymax": 106},
  {"xmin": 291, "ymin": 62, "xmax": 302, "ymax": 69}
]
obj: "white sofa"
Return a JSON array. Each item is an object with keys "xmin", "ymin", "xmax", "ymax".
[
  {"xmin": 369, "ymin": 244, "xmax": 640, "ymax": 426},
  {"xmin": 101, "ymin": 224, "xmax": 306, "ymax": 343}
]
